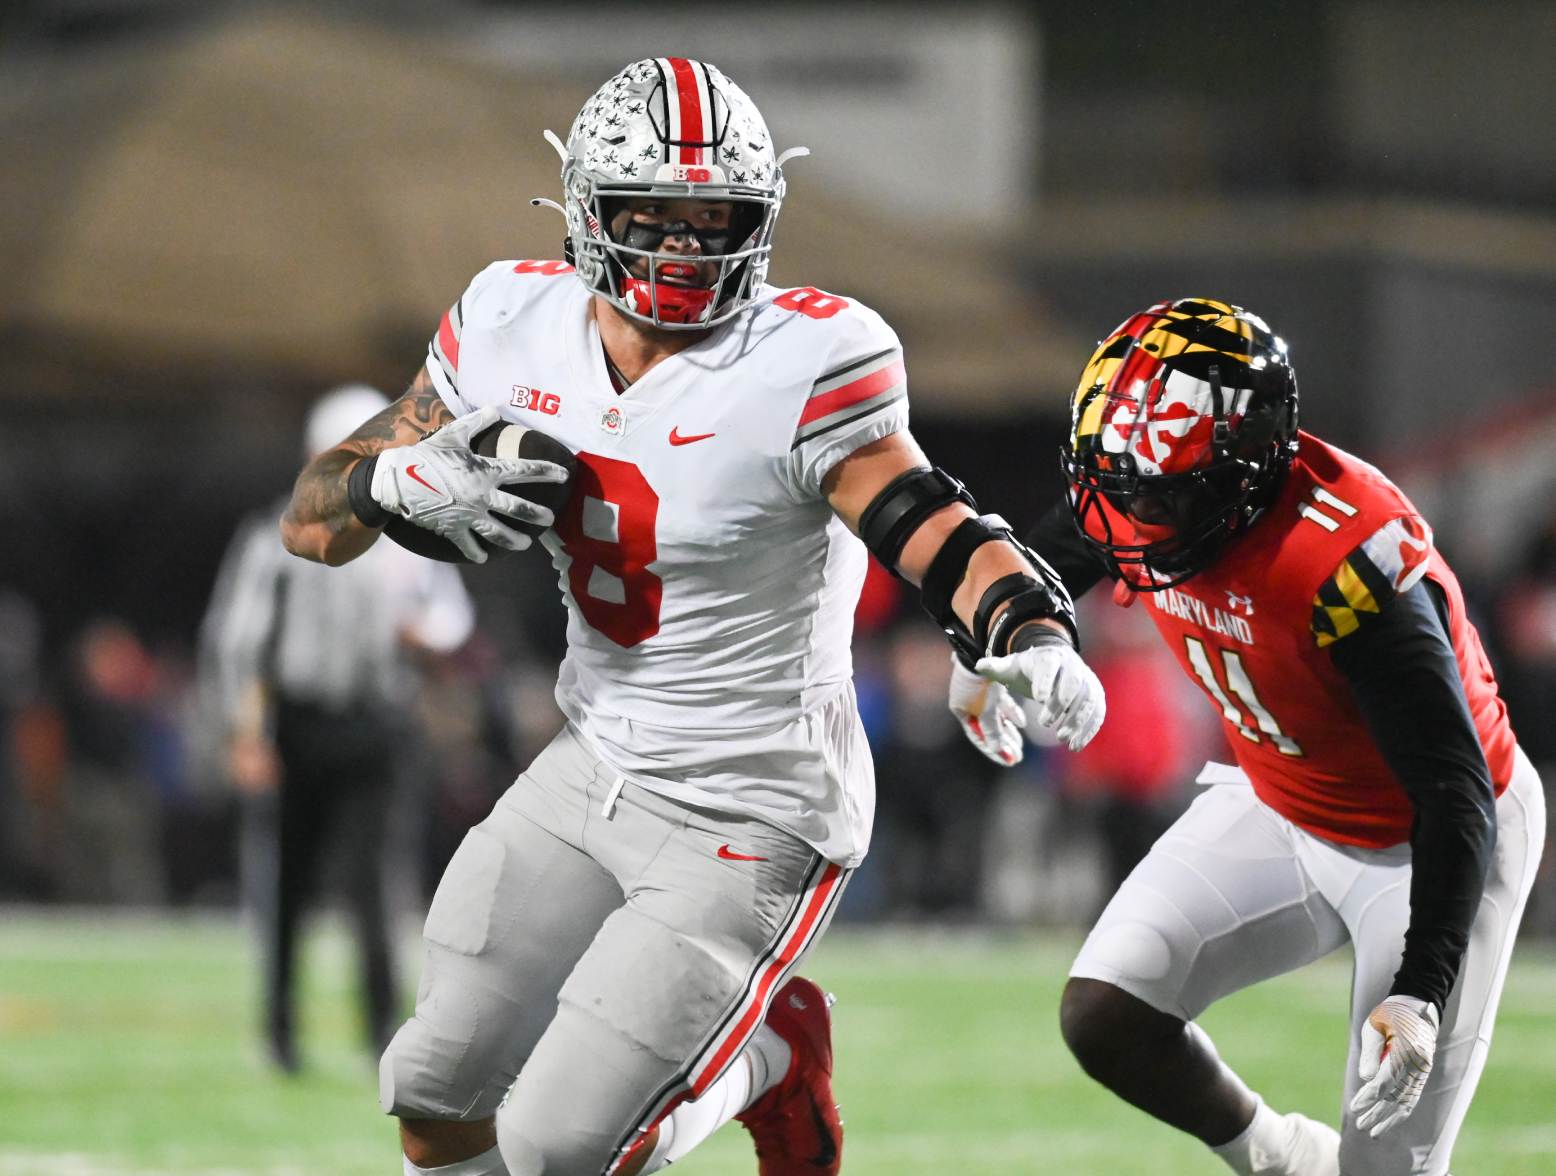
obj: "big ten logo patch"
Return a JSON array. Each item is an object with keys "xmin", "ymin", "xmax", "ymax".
[
  {"xmin": 655, "ymin": 164, "xmax": 713, "ymax": 183},
  {"xmin": 511, "ymin": 386, "xmax": 561, "ymax": 415}
]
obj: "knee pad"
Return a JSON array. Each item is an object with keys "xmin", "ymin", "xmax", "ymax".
[
  {"xmin": 379, "ymin": 1021, "xmax": 433, "ymax": 1117},
  {"xmin": 495, "ymin": 1130, "xmax": 544, "ymax": 1176},
  {"xmin": 380, "ymin": 1000, "xmax": 500, "ymax": 1120},
  {"xmin": 1076, "ymin": 920, "xmax": 1176, "ymax": 984},
  {"xmin": 497, "ymin": 1103, "xmax": 618, "ymax": 1176},
  {"xmin": 558, "ymin": 921, "xmax": 740, "ymax": 1067},
  {"xmin": 1068, "ymin": 918, "xmax": 1187, "ymax": 1019}
]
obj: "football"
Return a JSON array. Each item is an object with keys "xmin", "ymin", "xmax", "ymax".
[{"xmin": 381, "ymin": 422, "xmax": 577, "ymax": 563}]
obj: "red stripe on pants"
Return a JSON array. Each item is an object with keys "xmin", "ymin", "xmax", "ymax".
[{"xmin": 690, "ymin": 861, "xmax": 843, "ymax": 1094}]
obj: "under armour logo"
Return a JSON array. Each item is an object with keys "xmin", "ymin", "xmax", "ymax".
[
  {"xmin": 1225, "ymin": 591, "xmax": 1254, "ymax": 616},
  {"xmin": 788, "ymin": 991, "xmax": 809, "ymax": 1011}
]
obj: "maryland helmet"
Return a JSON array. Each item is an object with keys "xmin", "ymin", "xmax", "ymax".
[
  {"xmin": 541, "ymin": 58, "xmax": 806, "ymax": 330},
  {"xmin": 1062, "ymin": 298, "xmax": 1300, "ymax": 590}
]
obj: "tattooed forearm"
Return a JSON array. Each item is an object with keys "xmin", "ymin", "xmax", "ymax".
[
  {"xmin": 338, "ymin": 371, "xmax": 454, "ymax": 457},
  {"xmin": 280, "ymin": 369, "xmax": 454, "ymax": 561},
  {"xmin": 285, "ymin": 448, "xmax": 358, "ymax": 535}
]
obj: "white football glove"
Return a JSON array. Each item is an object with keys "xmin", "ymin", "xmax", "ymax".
[
  {"xmin": 948, "ymin": 654, "xmax": 1027, "ymax": 766},
  {"xmin": 975, "ymin": 634, "xmax": 1105, "ymax": 752},
  {"xmin": 1350, "ymin": 995, "xmax": 1440, "ymax": 1138},
  {"xmin": 371, "ymin": 406, "xmax": 569, "ymax": 564}
]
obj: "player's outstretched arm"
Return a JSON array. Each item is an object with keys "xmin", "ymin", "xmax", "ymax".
[
  {"xmin": 824, "ymin": 432, "xmax": 1104, "ymax": 754},
  {"xmin": 282, "ymin": 370, "xmax": 455, "ymax": 565}
]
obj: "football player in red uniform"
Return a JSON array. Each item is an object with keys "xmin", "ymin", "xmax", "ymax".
[{"xmin": 964, "ymin": 299, "xmax": 1544, "ymax": 1175}]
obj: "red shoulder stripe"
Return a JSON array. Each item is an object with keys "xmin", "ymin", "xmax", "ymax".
[
  {"xmin": 797, "ymin": 359, "xmax": 905, "ymax": 427},
  {"xmin": 436, "ymin": 309, "xmax": 460, "ymax": 372}
]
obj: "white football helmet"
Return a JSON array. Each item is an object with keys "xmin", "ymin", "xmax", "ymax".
[{"xmin": 539, "ymin": 58, "xmax": 807, "ymax": 330}]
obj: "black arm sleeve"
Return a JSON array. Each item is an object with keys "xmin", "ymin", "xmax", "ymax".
[
  {"xmin": 1328, "ymin": 578, "xmax": 1497, "ymax": 1012},
  {"xmin": 1024, "ymin": 499, "xmax": 1110, "ymax": 601}
]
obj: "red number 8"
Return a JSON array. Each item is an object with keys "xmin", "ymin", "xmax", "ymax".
[
  {"xmin": 552, "ymin": 453, "xmax": 663, "ymax": 647},
  {"xmin": 774, "ymin": 286, "xmax": 850, "ymax": 320},
  {"xmin": 514, "ymin": 260, "xmax": 575, "ymax": 276}
]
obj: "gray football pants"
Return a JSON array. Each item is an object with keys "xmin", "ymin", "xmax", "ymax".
[{"xmin": 380, "ymin": 723, "xmax": 849, "ymax": 1176}]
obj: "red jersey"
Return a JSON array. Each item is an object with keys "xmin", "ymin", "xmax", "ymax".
[{"xmin": 1132, "ymin": 432, "xmax": 1515, "ymax": 848}]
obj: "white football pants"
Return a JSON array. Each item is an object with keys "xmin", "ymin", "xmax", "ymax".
[{"xmin": 1071, "ymin": 748, "xmax": 1544, "ymax": 1176}]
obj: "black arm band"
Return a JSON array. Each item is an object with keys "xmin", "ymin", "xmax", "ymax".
[
  {"xmin": 858, "ymin": 466, "xmax": 976, "ymax": 571},
  {"xmin": 347, "ymin": 455, "xmax": 389, "ymax": 528}
]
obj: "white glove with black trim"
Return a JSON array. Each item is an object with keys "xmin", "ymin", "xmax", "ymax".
[
  {"xmin": 1350, "ymin": 994, "xmax": 1440, "ymax": 1137},
  {"xmin": 948, "ymin": 654, "xmax": 1027, "ymax": 766},
  {"xmin": 370, "ymin": 406, "xmax": 569, "ymax": 563},
  {"xmin": 975, "ymin": 632, "xmax": 1105, "ymax": 752}
]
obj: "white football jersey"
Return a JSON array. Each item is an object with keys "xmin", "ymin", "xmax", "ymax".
[{"xmin": 422, "ymin": 261, "xmax": 910, "ymax": 865}]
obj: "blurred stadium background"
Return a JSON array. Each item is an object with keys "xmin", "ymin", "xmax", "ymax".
[{"xmin": 3, "ymin": 1, "xmax": 1556, "ymax": 1172}]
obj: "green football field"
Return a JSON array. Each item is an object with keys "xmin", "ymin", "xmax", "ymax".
[{"xmin": 2, "ymin": 912, "xmax": 1554, "ymax": 1175}]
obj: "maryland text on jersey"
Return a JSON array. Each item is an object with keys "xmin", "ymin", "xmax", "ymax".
[{"xmin": 1150, "ymin": 586, "xmax": 1255, "ymax": 645}]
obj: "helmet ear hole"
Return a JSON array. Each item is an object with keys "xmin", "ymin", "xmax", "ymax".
[
  {"xmin": 597, "ymin": 197, "xmax": 629, "ymax": 243},
  {"xmin": 730, "ymin": 200, "xmax": 765, "ymax": 248}
]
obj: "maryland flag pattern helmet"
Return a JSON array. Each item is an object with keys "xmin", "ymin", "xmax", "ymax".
[
  {"xmin": 1062, "ymin": 298, "xmax": 1300, "ymax": 590},
  {"xmin": 544, "ymin": 58, "xmax": 806, "ymax": 330}
]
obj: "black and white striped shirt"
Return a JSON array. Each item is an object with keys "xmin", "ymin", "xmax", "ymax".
[{"xmin": 201, "ymin": 500, "xmax": 474, "ymax": 724}]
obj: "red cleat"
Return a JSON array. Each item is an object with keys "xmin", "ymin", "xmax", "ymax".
[{"xmin": 736, "ymin": 977, "xmax": 842, "ymax": 1176}]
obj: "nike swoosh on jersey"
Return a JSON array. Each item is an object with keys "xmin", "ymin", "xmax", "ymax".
[
  {"xmin": 669, "ymin": 427, "xmax": 717, "ymax": 446},
  {"xmin": 716, "ymin": 844, "xmax": 769, "ymax": 862}
]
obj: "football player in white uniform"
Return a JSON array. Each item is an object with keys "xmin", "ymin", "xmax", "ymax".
[{"xmin": 282, "ymin": 58, "xmax": 1104, "ymax": 1176}]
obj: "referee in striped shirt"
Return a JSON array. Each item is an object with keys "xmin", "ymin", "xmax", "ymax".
[{"xmin": 201, "ymin": 385, "xmax": 475, "ymax": 1073}]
